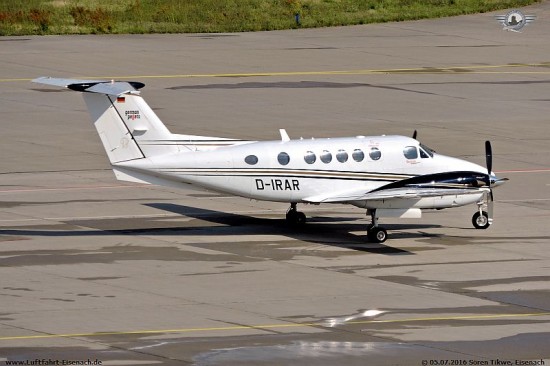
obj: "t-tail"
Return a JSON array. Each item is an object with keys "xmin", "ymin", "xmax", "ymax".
[{"xmin": 32, "ymin": 77, "xmax": 249, "ymax": 165}]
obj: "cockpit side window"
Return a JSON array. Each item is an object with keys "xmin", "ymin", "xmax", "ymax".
[
  {"xmin": 420, "ymin": 143, "xmax": 435, "ymax": 157},
  {"xmin": 403, "ymin": 146, "xmax": 418, "ymax": 160}
]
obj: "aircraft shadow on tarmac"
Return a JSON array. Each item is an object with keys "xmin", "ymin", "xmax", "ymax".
[
  {"xmin": 144, "ymin": 203, "xmax": 445, "ymax": 254},
  {"xmin": 0, "ymin": 202, "xmax": 452, "ymax": 255}
]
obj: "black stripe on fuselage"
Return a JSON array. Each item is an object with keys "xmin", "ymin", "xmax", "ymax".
[{"xmin": 155, "ymin": 167, "xmax": 414, "ymax": 182}]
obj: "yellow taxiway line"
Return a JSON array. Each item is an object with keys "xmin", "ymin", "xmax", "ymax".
[
  {"xmin": 3, "ymin": 62, "xmax": 550, "ymax": 83},
  {"xmin": 1, "ymin": 312, "xmax": 549, "ymax": 342}
]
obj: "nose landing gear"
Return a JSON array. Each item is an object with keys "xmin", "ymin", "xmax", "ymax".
[{"xmin": 472, "ymin": 194, "xmax": 491, "ymax": 230}]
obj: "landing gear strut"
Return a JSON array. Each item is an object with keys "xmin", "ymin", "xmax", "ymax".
[
  {"xmin": 286, "ymin": 203, "xmax": 306, "ymax": 226},
  {"xmin": 367, "ymin": 209, "xmax": 388, "ymax": 243}
]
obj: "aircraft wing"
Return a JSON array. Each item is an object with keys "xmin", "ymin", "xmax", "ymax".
[{"xmin": 303, "ymin": 186, "xmax": 484, "ymax": 203}]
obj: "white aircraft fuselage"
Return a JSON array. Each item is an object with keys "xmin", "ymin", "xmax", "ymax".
[{"xmin": 116, "ymin": 135, "xmax": 487, "ymax": 210}]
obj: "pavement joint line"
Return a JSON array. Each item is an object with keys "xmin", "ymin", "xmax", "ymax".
[
  {"xmin": 1, "ymin": 312, "xmax": 549, "ymax": 342},
  {"xmin": 3, "ymin": 62, "xmax": 550, "ymax": 83},
  {"xmin": 0, "ymin": 185, "xmax": 145, "ymax": 194}
]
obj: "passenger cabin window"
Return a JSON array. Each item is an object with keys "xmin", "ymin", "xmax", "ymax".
[
  {"xmin": 320, "ymin": 150, "xmax": 332, "ymax": 164},
  {"xmin": 352, "ymin": 149, "xmax": 364, "ymax": 162},
  {"xmin": 369, "ymin": 147, "xmax": 381, "ymax": 161},
  {"xmin": 403, "ymin": 146, "xmax": 418, "ymax": 160},
  {"xmin": 244, "ymin": 155, "xmax": 258, "ymax": 165},
  {"xmin": 304, "ymin": 151, "xmax": 316, "ymax": 164},
  {"xmin": 277, "ymin": 152, "xmax": 290, "ymax": 165},
  {"xmin": 336, "ymin": 149, "xmax": 348, "ymax": 163}
]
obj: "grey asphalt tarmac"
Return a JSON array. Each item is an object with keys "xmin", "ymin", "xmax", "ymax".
[{"xmin": 1, "ymin": 2, "xmax": 549, "ymax": 365}]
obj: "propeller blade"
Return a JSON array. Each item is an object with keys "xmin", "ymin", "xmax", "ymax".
[
  {"xmin": 412, "ymin": 130, "xmax": 417, "ymax": 140},
  {"xmin": 485, "ymin": 140, "xmax": 493, "ymax": 176}
]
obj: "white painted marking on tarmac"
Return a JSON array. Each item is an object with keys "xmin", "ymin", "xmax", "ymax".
[
  {"xmin": 500, "ymin": 198, "xmax": 550, "ymax": 202},
  {"xmin": 0, "ymin": 210, "xmax": 278, "ymax": 223},
  {"xmin": 496, "ymin": 168, "xmax": 550, "ymax": 173}
]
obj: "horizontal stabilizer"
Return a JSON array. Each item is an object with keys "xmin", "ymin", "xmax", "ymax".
[
  {"xmin": 32, "ymin": 77, "xmax": 102, "ymax": 88},
  {"xmin": 32, "ymin": 77, "xmax": 144, "ymax": 96}
]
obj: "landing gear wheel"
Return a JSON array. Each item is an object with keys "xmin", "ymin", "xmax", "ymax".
[
  {"xmin": 286, "ymin": 210, "xmax": 306, "ymax": 226},
  {"xmin": 368, "ymin": 227, "xmax": 388, "ymax": 243},
  {"xmin": 472, "ymin": 211, "xmax": 490, "ymax": 229}
]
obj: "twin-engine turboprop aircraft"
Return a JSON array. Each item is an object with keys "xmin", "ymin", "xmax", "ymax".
[{"xmin": 33, "ymin": 77, "xmax": 507, "ymax": 243}]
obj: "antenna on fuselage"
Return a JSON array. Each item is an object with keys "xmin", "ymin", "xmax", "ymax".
[{"xmin": 279, "ymin": 129, "xmax": 290, "ymax": 142}]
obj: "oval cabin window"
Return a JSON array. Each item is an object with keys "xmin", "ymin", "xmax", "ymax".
[
  {"xmin": 369, "ymin": 147, "xmax": 381, "ymax": 161},
  {"xmin": 277, "ymin": 152, "xmax": 290, "ymax": 165},
  {"xmin": 304, "ymin": 151, "xmax": 316, "ymax": 164},
  {"xmin": 352, "ymin": 149, "xmax": 364, "ymax": 162},
  {"xmin": 320, "ymin": 150, "xmax": 332, "ymax": 164},
  {"xmin": 245, "ymin": 155, "xmax": 258, "ymax": 165},
  {"xmin": 336, "ymin": 149, "xmax": 348, "ymax": 163}
]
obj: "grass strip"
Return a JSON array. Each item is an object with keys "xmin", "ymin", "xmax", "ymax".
[{"xmin": 0, "ymin": 0, "xmax": 541, "ymax": 36}]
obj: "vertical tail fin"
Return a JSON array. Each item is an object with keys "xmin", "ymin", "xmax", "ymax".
[
  {"xmin": 83, "ymin": 91, "xmax": 181, "ymax": 162},
  {"xmin": 33, "ymin": 77, "xmax": 179, "ymax": 164}
]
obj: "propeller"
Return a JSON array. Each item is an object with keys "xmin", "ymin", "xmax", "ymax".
[
  {"xmin": 412, "ymin": 130, "xmax": 417, "ymax": 140},
  {"xmin": 485, "ymin": 140, "xmax": 494, "ymax": 225}
]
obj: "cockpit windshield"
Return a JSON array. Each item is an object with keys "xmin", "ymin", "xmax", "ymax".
[{"xmin": 419, "ymin": 143, "xmax": 435, "ymax": 158}]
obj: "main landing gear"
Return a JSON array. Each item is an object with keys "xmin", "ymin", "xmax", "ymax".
[
  {"xmin": 366, "ymin": 209, "xmax": 388, "ymax": 243},
  {"xmin": 286, "ymin": 203, "xmax": 306, "ymax": 226}
]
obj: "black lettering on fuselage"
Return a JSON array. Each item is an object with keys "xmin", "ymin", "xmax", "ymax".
[
  {"xmin": 255, "ymin": 179, "xmax": 264, "ymax": 190},
  {"xmin": 254, "ymin": 179, "xmax": 300, "ymax": 191}
]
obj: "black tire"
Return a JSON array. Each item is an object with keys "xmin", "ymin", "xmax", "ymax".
[
  {"xmin": 295, "ymin": 211, "xmax": 306, "ymax": 225},
  {"xmin": 472, "ymin": 211, "xmax": 490, "ymax": 229},
  {"xmin": 368, "ymin": 227, "xmax": 388, "ymax": 243},
  {"xmin": 286, "ymin": 210, "xmax": 306, "ymax": 226}
]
